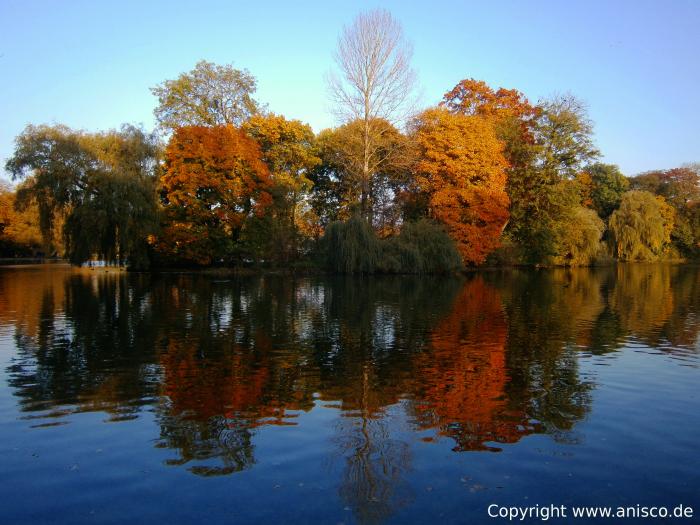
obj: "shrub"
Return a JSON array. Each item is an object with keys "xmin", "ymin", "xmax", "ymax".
[{"xmin": 320, "ymin": 217, "xmax": 461, "ymax": 274}]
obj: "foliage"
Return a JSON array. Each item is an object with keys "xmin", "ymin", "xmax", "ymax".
[
  {"xmin": 552, "ymin": 206, "xmax": 605, "ymax": 266},
  {"xmin": 321, "ymin": 215, "xmax": 382, "ymax": 274},
  {"xmin": 380, "ymin": 220, "xmax": 462, "ymax": 273},
  {"xmin": 581, "ymin": 163, "xmax": 629, "ymax": 219},
  {"xmin": 5, "ymin": 124, "xmax": 160, "ymax": 267},
  {"xmin": 310, "ymin": 119, "xmax": 414, "ymax": 233},
  {"xmin": 442, "ymin": 78, "xmax": 539, "ymax": 125},
  {"xmin": 441, "ymin": 80, "xmax": 601, "ymax": 265},
  {"xmin": 629, "ymin": 167, "xmax": 700, "ymax": 256},
  {"xmin": 412, "ymin": 107, "xmax": 509, "ymax": 265},
  {"xmin": 609, "ymin": 191, "xmax": 675, "ymax": 261},
  {"xmin": 321, "ymin": 216, "xmax": 461, "ymax": 274},
  {"xmin": 242, "ymin": 114, "xmax": 320, "ymax": 261},
  {"xmin": 151, "ymin": 60, "xmax": 259, "ymax": 132},
  {"xmin": 156, "ymin": 125, "xmax": 272, "ymax": 266},
  {"xmin": 0, "ymin": 183, "xmax": 44, "ymax": 256},
  {"xmin": 536, "ymin": 94, "xmax": 600, "ymax": 179}
]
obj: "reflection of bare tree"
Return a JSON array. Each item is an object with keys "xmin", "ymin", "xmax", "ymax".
[
  {"xmin": 333, "ymin": 366, "xmax": 412, "ymax": 525},
  {"xmin": 315, "ymin": 277, "xmax": 461, "ymax": 524}
]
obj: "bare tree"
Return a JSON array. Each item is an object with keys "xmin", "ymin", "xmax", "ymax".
[{"xmin": 328, "ymin": 9, "xmax": 417, "ymax": 220}]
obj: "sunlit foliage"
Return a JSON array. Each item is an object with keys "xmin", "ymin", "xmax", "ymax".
[
  {"xmin": 609, "ymin": 190, "xmax": 675, "ymax": 261},
  {"xmin": 552, "ymin": 206, "xmax": 605, "ymax": 266},
  {"xmin": 151, "ymin": 60, "xmax": 259, "ymax": 132},
  {"xmin": 0, "ymin": 183, "xmax": 44, "ymax": 256},
  {"xmin": 242, "ymin": 114, "xmax": 320, "ymax": 261},
  {"xmin": 5, "ymin": 124, "xmax": 160, "ymax": 267},
  {"xmin": 312, "ymin": 119, "xmax": 414, "ymax": 233},
  {"xmin": 412, "ymin": 107, "xmax": 509, "ymax": 265},
  {"xmin": 156, "ymin": 125, "xmax": 272, "ymax": 266},
  {"xmin": 581, "ymin": 163, "xmax": 629, "ymax": 219}
]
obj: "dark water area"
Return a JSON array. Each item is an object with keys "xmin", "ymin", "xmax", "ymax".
[{"xmin": 0, "ymin": 264, "xmax": 698, "ymax": 524}]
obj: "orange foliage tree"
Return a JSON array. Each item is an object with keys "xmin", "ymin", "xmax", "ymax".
[
  {"xmin": 157, "ymin": 125, "xmax": 272, "ymax": 265},
  {"xmin": 412, "ymin": 107, "xmax": 509, "ymax": 265},
  {"xmin": 442, "ymin": 78, "xmax": 537, "ymax": 123}
]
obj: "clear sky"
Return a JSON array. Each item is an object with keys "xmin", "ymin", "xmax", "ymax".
[{"xmin": 1, "ymin": 0, "xmax": 698, "ymax": 181}]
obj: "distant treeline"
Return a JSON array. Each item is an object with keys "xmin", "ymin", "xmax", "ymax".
[{"xmin": 2, "ymin": 11, "xmax": 699, "ymax": 271}]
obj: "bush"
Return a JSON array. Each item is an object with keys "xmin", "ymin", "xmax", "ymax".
[
  {"xmin": 322, "ymin": 215, "xmax": 382, "ymax": 273},
  {"xmin": 320, "ymin": 217, "xmax": 462, "ymax": 274}
]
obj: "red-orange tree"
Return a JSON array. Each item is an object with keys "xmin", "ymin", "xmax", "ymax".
[
  {"xmin": 157, "ymin": 125, "xmax": 272, "ymax": 265},
  {"xmin": 413, "ymin": 108, "xmax": 509, "ymax": 265}
]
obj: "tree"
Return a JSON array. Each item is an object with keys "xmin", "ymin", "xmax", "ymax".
[
  {"xmin": 328, "ymin": 9, "xmax": 417, "ymax": 220},
  {"xmin": 311, "ymin": 119, "xmax": 414, "ymax": 234},
  {"xmin": 441, "ymin": 81, "xmax": 600, "ymax": 264},
  {"xmin": 412, "ymin": 107, "xmax": 509, "ymax": 265},
  {"xmin": 509, "ymin": 94, "xmax": 599, "ymax": 263},
  {"xmin": 156, "ymin": 125, "xmax": 272, "ymax": 265},
  {"xmin": 629, "ymin": 167, "xmax": 700, "ymax": 256},
  {"xmin": 0, "ymin": 183, "xmax": 44, "ymax": 256},
  {"xmin": 582, "ymin": 162, "xmax": 629, "ymax": 219},
  {"xmin": 537, "ymin": 94, "xmax": 600, "ymax": 179},
  {"xmin": 242, "ymin": 114, "xmax": 320, "ymax": 261},
  {"xmin": 6, "ymin": 124, "xmax": 160, "ymax": 267},
  {"xmin": 552, "ymin": 206, "xmax": 605, "ymax": 266},
  {"xmin": 151, "ymin": 60, "xmax": 260, "ymax": 132},
  {"xmin": 609, "ymin": 190, "xmax": 675, "ymax": 261}
]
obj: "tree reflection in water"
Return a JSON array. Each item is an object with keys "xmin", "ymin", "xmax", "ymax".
[{"xmin": 3, "ymin": 264, "xmax": 700, "ymax": 522}]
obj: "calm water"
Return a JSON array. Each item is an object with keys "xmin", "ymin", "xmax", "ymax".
[{"xmin": 0, "ymin": 264, "xmax": 699, "ymax": 524}]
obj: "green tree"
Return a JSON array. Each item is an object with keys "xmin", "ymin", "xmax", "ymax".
[
  {"xmin": 151, "ymin": 60, "xmax": 260, "ymax": 132},
  {"xmin": 582, "ymin": 163, "xmax": 629, "ymax": 219},
  {"xmin": 609, "ymin": 190, "xmax": 675, "ymax": 261},
  {"xmin": 537, "ymin": 94, "xmax": 600, "ymax": 179},
  {"xmin": 6, "ymin": 124, "xmax": 160, "ymax": 268}
]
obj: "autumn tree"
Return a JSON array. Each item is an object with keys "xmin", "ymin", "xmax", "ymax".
[
  {"xmin": 242, "ymin": 114, "xmax": 320, "ymax": 260},
  {"xmin": 412, "ymin": 107, "xmax": 509, "ymax": 265},
  {"xmin": 312, "ymin": 119, "xmax": 414, "ymax": 234},
  {"xmin": 537, "ymin": 94, "xmax": 599, "ymax": 179},
  {"xmin": 440, "ymin": 79, "xmax": 601, "ymax": 264},
  {"xmin": 609, "ymin": 190, "xmax": 675, "ymax": 261},
  {"xmin": 5, "ymin": 124, "xmax": 160, "ymax": 267},
  {"xmin": 629, "ymin": 167, "xmax": 700, "ymax": 256},
  {"xmin": 328, "ymin": 9, "xmax": 417, "ymax": 221},
  {"xmin": 157, "ymin": 125, "xmax": 272, "ymax": 265},
  {"xmin": 0, "ymin": 183, "xmax": 44, "ymax": 257},
  {"xmin": 151, "ymin": 60, "xmax": 260, "ymax": 132}
]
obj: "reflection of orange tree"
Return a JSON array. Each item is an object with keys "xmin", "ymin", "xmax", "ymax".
[
  {"xmin": 156, "ymin": 322, "xmax": 318, "ymax": 476},
  {"xmin": 410, "ymin": 276, "xmax": 533, "ymax": 451}
]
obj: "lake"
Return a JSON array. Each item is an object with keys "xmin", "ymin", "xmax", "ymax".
[{"xmin": 0, "ymin": 264, "xmax": 698, "ymax": 524}]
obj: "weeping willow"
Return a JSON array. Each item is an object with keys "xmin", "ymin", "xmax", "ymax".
[
  {"xmin": 609, "ymin": 190, "xmax": 675, "ymax": 261},
  {"xmin": 553, "ymin": 207, "xmax": 605, "ymax": 266},
  {"xmin": 321, "ymin": 217, "xmax": 461, "ymax": 274}
]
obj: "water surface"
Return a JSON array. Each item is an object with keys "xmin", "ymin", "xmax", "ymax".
[{"xmin": 0, "ymin": 264, "xmax": 698, "ymax": 523}]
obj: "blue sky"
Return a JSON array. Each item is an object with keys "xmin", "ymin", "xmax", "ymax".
[{"xmin": 1, "ymin": 0, "xmax": 698, "ymax": 181}]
